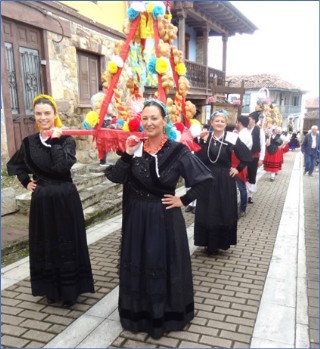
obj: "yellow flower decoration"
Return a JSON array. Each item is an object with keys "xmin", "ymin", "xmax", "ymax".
[
  {"xmin": 123, "ymin": 121, "xmax": 130, "ymax": 131},
  {"xmin": 108, "ymin": 61, "xmax": 118, "ymax": 74},
  {"xmin": 85, "ymin": 111, "xmax": 99, "ymax": 128},
  {"xmin": 175, "ymin": 63, "xmax": 187, "ymax": 76},
  {"xmin": 155, "ymin": 57, "xmax": 169, "ymax": 75}
]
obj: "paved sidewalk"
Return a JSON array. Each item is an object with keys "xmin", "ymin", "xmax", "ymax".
[{"xmin": 1, "ymin": 151, "xmax": 318, "ymax": 348}]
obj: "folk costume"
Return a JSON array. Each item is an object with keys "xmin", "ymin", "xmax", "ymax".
[
  {"xmin": 263, "ymin": 133, "xmax": 284, "ymax": 173},
  {"xmin": 105, "ymin": 139, "xmax": 213, "ymax": 339},
  {"xmin": 194, "ymin": 131, "xmax": 252, "ymax": 252},
  {"xmin": 7, "ymin": 134, "xmax": 95, "ymax": 302},
  {"xmin": 288, "ymin": 133, "xmax": 300, "ymax": 151},
  {"xmin": 246, "ymin": 121, "xmax": 266, "ymax": 202}
]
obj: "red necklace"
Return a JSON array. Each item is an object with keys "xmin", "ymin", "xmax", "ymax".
[{"xmin": 144, "ymin": 134, "xmax": 168, "ymax": 154}]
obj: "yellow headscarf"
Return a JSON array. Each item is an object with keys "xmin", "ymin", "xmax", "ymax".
[{"xmin": 33, "ymin": 94, "xmax": 63, "ymax": 130}]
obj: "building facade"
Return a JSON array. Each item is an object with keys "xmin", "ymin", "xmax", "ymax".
[
  {"xmin": 226, "ymin": 74, "xmax": 306, "ymax": 130},
  {"xmin": 1, "ymin": 1, "xmax": 257, "ymax": 163}
]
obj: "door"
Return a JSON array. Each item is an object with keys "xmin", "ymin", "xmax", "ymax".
[{"xmin": 2, "ymin": 19, "xmax": 43, "ymax": 153}]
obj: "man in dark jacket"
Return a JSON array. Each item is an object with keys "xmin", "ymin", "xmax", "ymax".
[{"xmin": 301, "ymin": 125, "xmax": 319, "ymax": 176}]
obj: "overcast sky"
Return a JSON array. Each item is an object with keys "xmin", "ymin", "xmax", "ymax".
[{"xmin": 208, "ymin": 1, "xmax": 319, "ymax": 98}]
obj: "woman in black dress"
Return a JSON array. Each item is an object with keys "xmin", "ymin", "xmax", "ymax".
[
  {"xmin": 7, "ymin": 94, "xmax": 95, "ymax": 307},
  {"xmin": 105, "ymin": 99, "xmax": 213, "ymax": 339},
  {"xmin": 194, "ymin": 110, "xmax": 252, "ymax": 255}
]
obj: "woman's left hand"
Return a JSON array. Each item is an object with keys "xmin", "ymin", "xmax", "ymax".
[
  {"xmin": 229, "ymin": 167, "xmax": 239, "ymax": 177},
  {"xmin": 51, "ymin": 127, "xmax": 63, "ymax": 138},
  {"xmin": 125, "ymin": 135, "xmax": 142, "ymax": 155},
  {"xmin": 162, "ymin": 194, "xmax": 183, "ymax": 209}
]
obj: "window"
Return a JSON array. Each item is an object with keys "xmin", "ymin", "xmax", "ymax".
[
  {"xmin": 243, "ymin": 93, "xmax": 250, "ymax": 106},
  {"xmin": 77, "ymin": 51, "xmax": 100, "ymax": 104},
  {"xmin": 293, "ymin": 95, "xmax": 299, "ymax": 106}
]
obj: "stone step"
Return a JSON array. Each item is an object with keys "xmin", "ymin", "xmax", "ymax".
[
  {"xmin": 73, "ymin": 172, "xmax": 106, "ymax": 192},
  {"xmin": 79, "ymin": 180, "xmax": 122, "ymax": 210},
  {"xmin": 16, "ymin": 161, "xmax": 122, "ymax": 215},
  {"xmin": 84, "ymin": 193, "xmax": 123, "ymax": 227}
]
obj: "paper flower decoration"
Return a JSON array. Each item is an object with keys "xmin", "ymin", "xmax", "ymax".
[
  {"xmin": 83, "ymin": 111, "xmax": 99, "ymax": 129},
  {"xmin": 152, "ymin": 4, "xmax": 165, "ymax": 19},
  {"xmin": 155, "ymin": 57, "xmax": 169, "ymax": 74},
  {"xmin": 189, "ymin": 123, "xmax": 202, "ymax": 138},
  {"xmin": 116, "ymin": 119, "xmax": 125, "ymax": 129},
  {"xmin": 127, "ymin": 7, "xmax": 140, "ymax": 21},
  {"xmin": 111, "ymin": 55, "xmax": 124, "ymax": 68},
  {"xmin": 148, "ymin": 56, "xmax": 157, "ymax": 74},
  {"xmin": 175, "ymin": 62, "xmax": 187, "ymax": 76},
  {"xmin": 108, "ymin": 61, "xmax": 118, "ymax": 74},
  {"xmin": 123, "ymin": 121, "xmax": 130, "ymax": 131},
  {"xmin": 130, "ymin": 1, "xmax": 146, "ymax": 12},
  {"xmin": 128, "ymin": 117, "xmax": 141, "ymax": 132}
]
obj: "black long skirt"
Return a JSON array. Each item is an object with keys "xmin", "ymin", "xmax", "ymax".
[
  {"xmin": 119, "ymin": 194, "xmax": 194, "ymax": 339},
  {"xmin": 29, "ymin": 181, "xmax": 94, "ymax": 301},
  {"xmin": 194, "ymin": 165, "xmax": 238, "ymax": 251}
]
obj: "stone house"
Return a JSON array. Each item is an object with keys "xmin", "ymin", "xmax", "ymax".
[
  {"xmin": 303, "ymin": 97, "xmax": 319, "ymax": 134},
  {"xmin": 224, "ymin": 74, "xmax": 306, "ymax": 130},
  {"xmin": 1, "ymin": 1, "xmax": 128, "ymax": 163}
]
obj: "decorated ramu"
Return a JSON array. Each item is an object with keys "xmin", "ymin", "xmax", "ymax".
[{"xmin": 49, "ymin": 1, "xmax": 202, "ymax": 153}]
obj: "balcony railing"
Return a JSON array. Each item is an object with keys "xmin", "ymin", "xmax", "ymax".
[
  {"xmin": 242, "ymin": 105, "xmax": 302, "ymax": 117},
  {"xmin": 278, "ymin": 105, "xmax": 302, "ymax": 116},
  {"xmin": 185, "ymin": 60, "xmax": 225, "ymax": 90}
]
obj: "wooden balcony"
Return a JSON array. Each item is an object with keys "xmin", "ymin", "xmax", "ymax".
[
  {"xmin": 185, "ymin": 60, "xmax": 225, "ymax": 99},
  {"xmin": 144, "ymin": 61, "xmax": 226, "ymax": 102}
]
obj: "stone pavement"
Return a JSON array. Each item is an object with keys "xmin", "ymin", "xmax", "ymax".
[{"xmin": 1, "ymin": 151, "xmax": 319, "ymax": 348}]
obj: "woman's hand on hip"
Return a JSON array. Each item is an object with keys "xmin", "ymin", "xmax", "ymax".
[
  {"xmin": 27, "ymin": 180, "xmax": 37, "ymax": 192},
  {"xmin": 162, "ymin": 194, "xmax": 183, "ymax": 209}
]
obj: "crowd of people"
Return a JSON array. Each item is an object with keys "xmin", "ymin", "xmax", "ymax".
[{"xmin": 6, "ymin": 93, "xmax": 319, "ymax": 340}]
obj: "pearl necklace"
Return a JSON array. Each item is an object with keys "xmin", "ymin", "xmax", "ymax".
[{"xmin": 207, "ymin": 132, "xmax": 224, "ymax": 164}]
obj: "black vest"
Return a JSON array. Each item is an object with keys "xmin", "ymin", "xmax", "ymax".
[{"xmin": 251, "ymin": 126, "xmax": 261, "ymax": 154}]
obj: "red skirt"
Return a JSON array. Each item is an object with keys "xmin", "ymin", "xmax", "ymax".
[
  {"xmin": 263, "ymin": 148, "xmax": 283, "ymax": 172},
  {"xmin": 282, "ymin": 143, "xmax": 289, "ymax": 154}
]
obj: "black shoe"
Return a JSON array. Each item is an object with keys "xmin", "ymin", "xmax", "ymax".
[
  {"xmin": 185, "ymin": 205, "xmax": 193, "ymax": 213},
  {"xmin": 248, "ymin": 197, "xmax": 253, "ymax": 204},
  {"xmin": 192, "ymin": 207, "xmax": 196, "ymax": 214},
  {"xmin": 205, "ymin": 248, "xmax": 218, "ymax": 256},
  {"xmin": 62, "ymin": 300, "xmax": 76, "ymax": 308},
  {"xmin": 47, "ymin": 298, "xmax": 57, "ymax": 305}
]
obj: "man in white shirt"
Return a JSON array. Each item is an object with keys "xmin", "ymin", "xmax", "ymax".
[
  {"xmin": 235, "ymin": 115, "xmax": 252, "ymax": 217},
  {"xmin": 246, "ymin": 111, "xmax": 266, "ymax": 204},
  {"xmin": 236, "ymin": 115, "xmax": 253, "ymax": 150}
]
